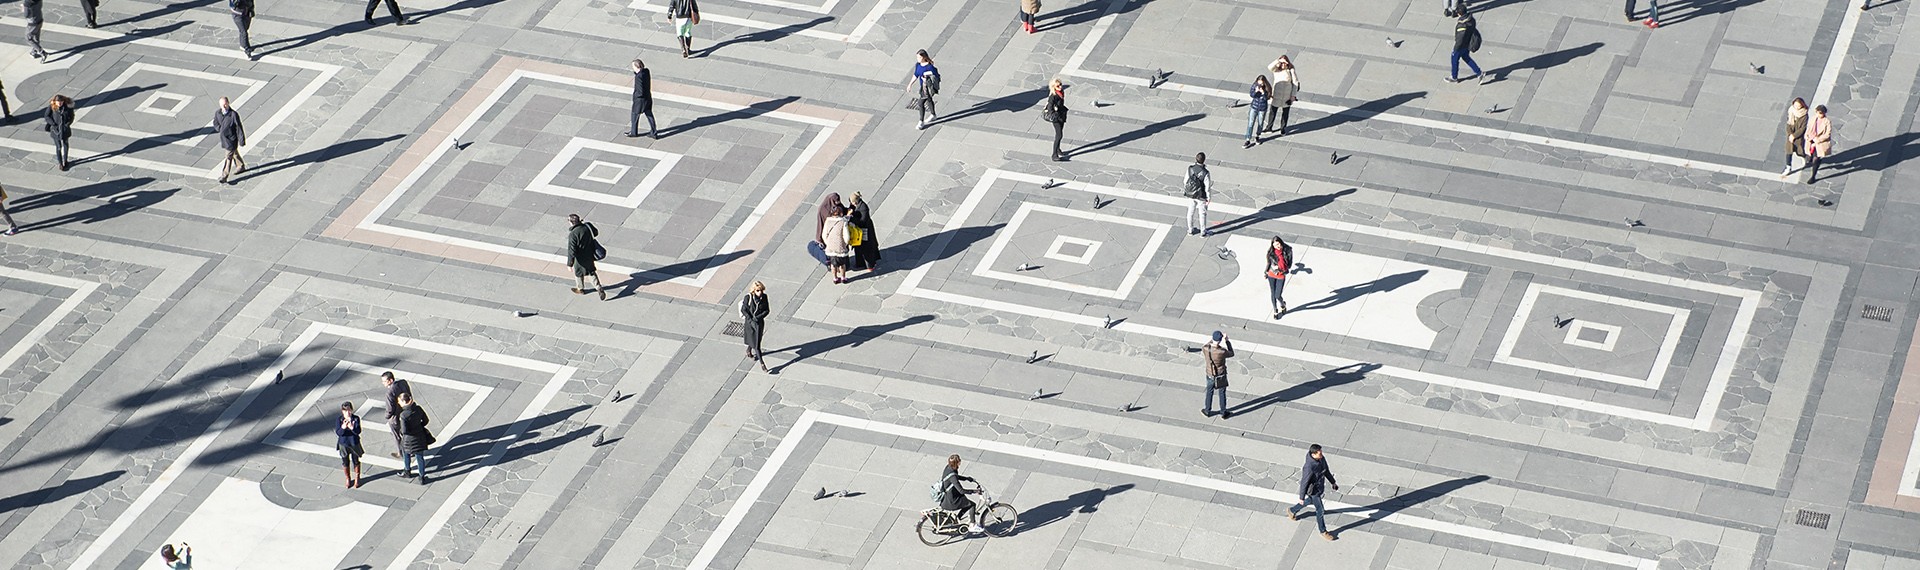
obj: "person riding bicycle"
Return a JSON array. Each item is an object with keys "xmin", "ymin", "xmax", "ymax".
[{"xmin": 939, "ymin": 454, "xmax": 984, "ymax": 533}]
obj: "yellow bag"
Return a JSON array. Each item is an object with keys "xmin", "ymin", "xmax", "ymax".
[{"xmin": 848, "ymin": 226, "xmax": 864, "ymax": 247}]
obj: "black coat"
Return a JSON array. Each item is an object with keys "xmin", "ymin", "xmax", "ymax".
[
  {"xmin": 44, "ymin": 105, "xmax": 72, "ymax": 140},
  {"xmin": 1043, "ymin": 91, "xmax": 1068, "ymax": 123},
  {"xmin": 632, "ymin": 68, "xmax": 653, "ymax": 114},
  {"xmin": 740, "ymin": 292, "xmax": 769, "ymax": 347},
  {"xmin": 939, "ymin": 466, "xmax": 975, "ymax": 510},
  {"xmin": 668, "ymin": 0, "xmax": 698, "ymax": 18},
  {"xmin": 1452, "ymin": 17, "xmax": 1478, "ymax": 53},
  {"xmin": 1298, "ymin": 452, "xmax": 1337, "ymax": 498},
  {"xmin": 398, "ymin": 403, "xmax": 435, "ymax": 452},
  {"xmin": 566, "ymin": 222, "xmax": 600, "ymax": 276},
  {"xmin": 212, "ymin": 108, "xmax": 246, "ymax": 151},
  {"xmin": 385, "ymin": 379, "xmax": 413, "ymax": 420},
  {"xmin": 849, "ymin": 200, "xmax": 881, "ymax": 266}
]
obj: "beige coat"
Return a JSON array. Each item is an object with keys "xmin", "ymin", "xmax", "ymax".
[
  {"xmin": 1784, "ymin": 108, "xmax": 1807, "ymax": 155},
  {"xmin": 1268, "ymin": 66, "xmax": 1299, "ymax": 105},
  {"xmin": 1021, "ymin": 0, "xmax": 1041, "ymax": 14}
]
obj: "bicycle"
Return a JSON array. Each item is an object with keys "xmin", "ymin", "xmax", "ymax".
[{"xmin": 917, "ymin": 483, "xmax": 1018, "ymax": 546}]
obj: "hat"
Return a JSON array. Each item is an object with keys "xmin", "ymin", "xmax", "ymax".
[{"xmin": 1211, "ymin": 331, "xmax": 1223, "ymax": 343}]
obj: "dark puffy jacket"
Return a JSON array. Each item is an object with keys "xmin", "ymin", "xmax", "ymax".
[
  {"xmin": 398, "ymin": 404, "xmax": 435, "ymax": 452},
  {"xmin": 1452, "ymin": 17, "xmax": 1477, "ymax": 53}
]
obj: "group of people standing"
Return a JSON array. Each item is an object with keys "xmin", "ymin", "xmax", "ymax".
[
  {"xmin": 814, "ymin": 192, "xmax": 881, "ymax": 284},
  {"xmin": 333, "ymin": 371, "xmax": 438, "ymax": 489}
]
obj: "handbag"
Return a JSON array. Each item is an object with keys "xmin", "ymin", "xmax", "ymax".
[
  {"xmin": 593, "ymin": 243, "xmax": 607, "ymax": 261},
  {"xmin": 849, "ymin": 226, "xmax": 865, "ymax": 247}
]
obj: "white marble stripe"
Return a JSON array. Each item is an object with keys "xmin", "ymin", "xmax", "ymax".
[
  {"xmin": 689, "ymin": 410, "xmax": 1660, "ymax": 570},
  {"xmin": 624, "ymin": 0, "xmax": 895, "ymax": 43},
  {"xmin": 0, "ymin": 267, "xmax": 98, "ymax": 386}
]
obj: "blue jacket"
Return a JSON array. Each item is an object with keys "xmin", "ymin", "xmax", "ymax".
[
  {"xmin": 1249, "ymin": 84, "xmax": 1270, "ymax": 112},
  {"xmin": 335, "ymin": 414, "xmax": 362, "ymax": 448},
  {"xmin": 1298, "ymin": 452, "xmax": 1336, "ymax": 498}
]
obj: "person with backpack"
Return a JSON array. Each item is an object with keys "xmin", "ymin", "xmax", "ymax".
[
  {"xmin": 906, "ymin": 50, "xmax": 941, "ymax": 129},
  {"xmin": 1446, "ymin": 12, "xmax": 1486, "ymax": 84},
  {"xmin": 1183, "ymin": 153, "xmax": 1213, "ymax": 236},
  {"xmin": 565, "ymin": 213, "xmax": 607, "ymax": 300},
  {"xmin": 1267, "ymin": 236, "xmax": 1293, "ymax": 318},
  {"xmin": 1043, "ymin": 78, "xmax": 1069, "ymax": 161}
]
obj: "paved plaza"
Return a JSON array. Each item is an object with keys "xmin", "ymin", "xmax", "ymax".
[{"xmin": 0, "ymin": 0, "xmax": 1918, "ymax": 568}]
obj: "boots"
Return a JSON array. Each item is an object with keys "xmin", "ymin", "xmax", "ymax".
[
  {"xmin": 343, "ymin": 467, "xmax": 353, "ymax": 488},
  {"xmin": 353, "ymin": 465, "xmax": 362, "ymax": 488}
]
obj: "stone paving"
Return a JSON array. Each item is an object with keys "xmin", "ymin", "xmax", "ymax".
[{"xmin": 0, "ymin": 0, "xmax": 1916, "ymax": 568}]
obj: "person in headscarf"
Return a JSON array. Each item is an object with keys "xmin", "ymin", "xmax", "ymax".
[{"xmin": 814, "ymin": 192, "xmax": 845, "ymax": 246}]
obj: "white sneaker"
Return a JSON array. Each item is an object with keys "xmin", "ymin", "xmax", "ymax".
[
  {"xmin": 968, "ymin": 524, "xmax": 985, "ymax": 534},
  {"xmin": 1781, "ymin": 166, "xmax": 1793, "ymax": 176}
]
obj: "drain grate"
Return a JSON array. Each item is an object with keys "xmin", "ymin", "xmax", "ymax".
[
  {"xmin": 722, "ymin": 321, "xmax": 745, "ymax": 337},
  {"xmin": 1862, "ymin": 305, "xmax": 1894, "ymax": 322},
  {"xmin": 1794, "ymin": 509, "xmax": 1831, "ymax": 529}
]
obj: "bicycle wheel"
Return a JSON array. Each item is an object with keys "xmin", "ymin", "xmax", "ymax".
[
  {"xmin": 981, "ymin": 503, "xmax": 1019, "ymax": 537},
  {"xmin": 916, "ymin": 513, "xmax": 958, "ymax": 546}
]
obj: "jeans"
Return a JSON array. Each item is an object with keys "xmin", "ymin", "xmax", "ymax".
[
  {"xmin": 50, "ymin": 135, "xmax": 67, "ymax": 167},
  {"xmin": 1187, "ymin": 198, "xmax": 1208, "ymax": 233},
  {"xmin": 1245, "ymin": 106, "xmax": 1262, "ymax": 141},
  {"xmin": 24, "ymin": 0, "xmax": 43, "ymax": 57},
  {"xmin": 234, "ymin": 13, "xmax": 252, "ymax": 52},
  {"xmin": 1204, "ymin": 377, "xmax": 1227, "ymax": 415},
  {"xmin": 919, "ymin": 97, "xmax": 937, "ymax": 125},
  {"xmin": 1627, "ymin": 0, "xmax": 1658, "ymax": 19},
  {"xmin": 402, "ymin": 449, "xmax": 429, "ymax": 478},
  {"xmin": 1050, "ymin": 120, "xmax": 1065, "ymax": 158},
  {"xmin": 1450, "ymin": 50, "xmax": 1482, "ymax": 79},
  {"xmin": 1291, "ymin": 494, "xmax": 1328, "ymax": 533},
  {"xmin": 1268, "ymin": 276, "xmax": 1287, "ymax": 311}
]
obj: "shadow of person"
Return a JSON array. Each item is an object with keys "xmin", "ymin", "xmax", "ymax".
[
  {"xmin": 605, "ymin": 249, "xmax": 753, "ymax": 300},
  {"xmin": 420, "ymin": 404, "xmax": 594, "ymax": 478},
  {"xmin": 1325, "ymin": 475, "xmax": 1491, "ymax": 535},
  {"xmin": 658, "ymin": 96, "xmax": 802, "ymax": 138},
  {"xmin": 1285, "ymin": 270, "xmax": 1427, "ymax": 314},
  {"xmin": 6, "ymin": 176, "xmax": 157, "ymax": 214},
  {"xmin": 1015, "ymin": 484, "xmax": 1134, "ymax": 534},
  {"xmin": 885, "ymin": 223, "xmax": 1006, "ymax": 272},
  {"xmin": 1227, "ymin": 363, "xmax": 1381, "ymax": 417},
  {"xmin": 0, "ymin": 470, "xmax": 124, "ymax": 514},
  {"xmin": 17, "ymin": 189, "xmax": 177, "ymax": 232},
  {"xmin": 1209, "ymin": 188, "xmax": 1358, "ymax": 235},
  {"xmin": 71, "ymin": 128, "xmax": 207, "ymax": 166},
  {"xmin": 1035, "ymin": 0, "xmax": 1147, "ymax": 31},
  {"xmin": 701, "ymin": 17, "xmax": 834, "ymax": 58},
  {"xmin": 46, "ymin": 21, "xmax": 191, "ymax": 62},
  {"xmin": 1654, "ymin": 0, "xmax": 1768, "ymax": 26},
  {"xmin": 1481, "ymin": 42, "xmax": 1602, "ymax": 84},
  {"xmin": 768, "ymin": 315, "xmax": 936, "ymax": 374},
  {"xmin": 1821, "ymin": 131, "xmax": 1920, "ymax": 179},
  {"xmin": 1067, "ymin": 114, "xmax": 1203, "ymax": 158},
  {"xmin": 936, "ymin": 88, "xmax": 1046, "ymax": 125},
  {"xmin": 1285, "ymin": 92, "xmax": 1426, "ymax": 137}
]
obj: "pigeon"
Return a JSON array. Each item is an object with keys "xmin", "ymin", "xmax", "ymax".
[
  {"xmin": 1092, "ymin": 194, "xmax": 1102, "ymax": 209},
  {"xmin": 274, "ymin": 370, "xmax": 284, "ymax": 384},
  {"xmin": 1624, "ymin": 218, "xmax": 1646, "ymax": 228},
  {"xmin": 1216, "ymin": 245, "xmax": 1235, "ymax": 260},
  {"xmin": 814, "ymin": 487, "xmax": 831, "ymax": 500},
  {"xmin": 1030, "ymin": 388, "xmax": 1045, "ymax": 400},
  {"xmin": 1017, "ymin": 262, "xmax": 1035, "ymax": 272},
  {"xmin": 593, "ymin": 432, "xmax": 606, "ymax": 447},
  {"xmin": 452, "ymin": 138, "xmax": 470, "ymax": 151},
  {"xmin": 514, "ymin": 310, "xmax": 535, "ymax": 317},
  {"xmin": 1330, "ymin": 151, "xmax": 1340, "ymax": 164},
  {"xmin": 1387, "ymin": 37, "xmax": 1402, "ymax": 48},
  {"xmin": 1150, "ymin": 68, "xmax": 1165, "ymax": 87},
  {"xmin": 1119, "ymin": 401, "xmax": 1136, "ymax": 412},
  {"xmin": 1552, "ymin": 315, "xmax": 1574, "ymax": 328},
  {"xmin": 1486, "ymin": 104, "xmax": 1504, "ymax": 114},
  {"xmin": 1027, "ymin": 351, "xmax": 1040, "ymax": 364},
  {"xmin": 1094, "ymin": 100, "xmax": 1114, "ymax": 108},
  {"xmin": 1104, "ymin": 315, "xmax": 1116, "ymax": 329},
  {"xmin": 611, "ymin": 390, "xmax": 622, "ymax": 402},
  {"xmin": 1749, "ymin": 63, "xmax": 1764, "ymax": 74},
  {"xmin": 1042, "ymin": 178, "xmax": 1055, "ymax": 189},
  {"xmin": 1817, "ymin": 198, "xmax": 1835, "ymax": 207}
]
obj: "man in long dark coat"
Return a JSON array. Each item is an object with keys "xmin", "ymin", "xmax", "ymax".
[
  {"xmin": 565, "ymin": 214, "xmax": 607, "ymax": 300},
  {"xmin": 212, "ymin": 97, "xmax": 246, "ymax": 183}
]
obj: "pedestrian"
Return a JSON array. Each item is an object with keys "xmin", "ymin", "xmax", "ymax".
[
  {"xmin": 741, "ymin": 280, "xmax": 771, "ymax": 372},
  {"xmin": 0, "ymin": 79, "xmax": 13, "ymax": 122},
  {"xmin": 1447, "ymin": 13, "xmax": 1485, "ymax": 84},
  {"xmin": 1183, "ymin": 153, "xmax": 1212, "ymax": 236},
  {"xmin": 907, "ymin": 50, "xmax": 940, "ymax": 129},
  {"xmin": 335, "ymin": 402, "xmax": 363, "ymax": 488},
  {"xmin": 1244, "ymin": 76, "xmax": 1270, "ymax": 149},
  {"xmin": 565, "ymin": 213, "xmax": 607, "ymax": 300},
  {"xmin": 625, "ymin": 59, "xmax": 657, "ymax": 139},
  {"xmin": 229, "ymin": 0, "xmax": 254, "ymax": 59},
  {"xmin": 395, "ymin": 392, "xmax": 434, "ymax": 485},
  {"xmin": 668, "ymin": 0, "xmax": 700, "ymax": 58},
  {"xmin": 1201, "ymin": 331, "xmax": 1234, "ymax": 418},
  {"xmin": 1804, "ymin": 104, "xmax": 1832, "ymax": 183},
  {"xmin": 1265, "ymin": 55, "xmax": 1299, "ymax": 136},
  {"xmin": 1288, "ymin": 444, "xmax": 1340, "ymax": 541},
  {"xmin": 849, "ymin": 192, "xmax": 881, "ymax": 271},
  {"xmin": 0, "ymin": 183, "xmax": 19, "ymax": 236},
  {"xmin": 23, "ymin": 0, "xmax": 45, "ymax": 62},
  {"xmin": 1018, "ymin": 0, "xmax": 1040, "ymax": 33},
  {"xmin": 1443, "ymin": 0, "xmax": 1464, "ymax": 17},
  {"xmin": 821, "ymin": 203, "xmax": 853, "ymax": 284},
  {"xmin": 380, "ymin": 371, "xmax": 411, "ymax": 459},
  {"xmin": 79, "ymin": 0, "xmax": 98, "ymax": 28},
  {"xmin": 813, "ymin": 192, "xmax": 844, "ymax": 247},
  {"xmin": 1781, "ymin": 97, "xmax": 1807, "ymax": 177},
  {"xmin": 157, "ymin": 542, "xmax": 191, "ymax": 569},
  {"xmin": 44, "ymin": 95, "xmax": 73, "ymax": 172},
  {"xmin": 1043, "ymin": 78, "xmax": 1068, "ymax": 161},
  {"xmin": 212, "ymin": 97, "xmax": 246, "ymax": 184},
  {"xmin": 1267, "ymin": 236, "xmax": 1292, "ymax": 318},
  {"xmin": 365, "ymin": 0, "xmax": 409, "ymax": 26},
  {"xmin": 1630, "ymin": 0, "xmax": 1659, "ymax": 27}
]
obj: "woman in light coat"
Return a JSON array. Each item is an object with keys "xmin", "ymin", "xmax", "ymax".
[
  {"xmin": 1781, "ymin": 98, "xmax": 1807, "ymax": 177},
  {"xmin": 1266, "ymin": 56, "xmax": 1300, "ymax": 136},
  {"xmin": 821, "ymin": 204, "xmax": 853, "ymax": 284},
  {"xmin": 1804, "ymin": 104, "xmax": 1833, "ymax": 183}
]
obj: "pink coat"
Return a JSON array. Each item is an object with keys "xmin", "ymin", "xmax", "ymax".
[{"xmin": 1805, "ymin": 115, "xmax": 1833, "ymax": 157}]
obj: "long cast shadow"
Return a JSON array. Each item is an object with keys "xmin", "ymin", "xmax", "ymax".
[
  {"xmin": 1654, "ymin": 0, "xmax": 1768, "ymax": 26},
  {"xmin": 1036, "ymin": 0, "xmax": 1148, "ymax": 31},
  {"xmin": 72, "ymin": 128, "xmax": 206, "ymax": 166},
  {"xmin": 606, "ymin": 249, "xmax": 753, "ymax": 300},
  {"xmin": 0, "ymin": 471, "xmax": 124, "ymax": 514},
  {"xmin": 885, "ymin": 223, "xmax": 1006, "ymax": 273},
  {"xmin": 1285, "ymin": 92, "xmax": 1426, "ymax": 137},
  {"xmin": 1067, "ymin": 113, "xmax": 1203, "ymax": 158},
  {"xmin": 1482, "ymin": 42, "xmax": 1602, "ymax": 84},
  {"xmin": 7, "ymin": 177, "xmax": 157, "ymax": 214},
  {"xmin": 108, "ymin": 0, "xmax": 219, "ymax": 27},
  {"xmin": 1014, "ymin": 484, "xmax": 1133, "ymax": 535},
  {"xmin": 659, "ymin": 96, "xmax": 801, "ymax": 138},
  {"xmin": 47, "ymin": 22, "xmax": 191, "ymax": 63},
  {"xmin": 17, "ymin": 189, "xmax": 177, "ymax": 232},
  {"xmin": 935, "ymin": 88, "xmax": 1045, "ymax": 125},
  {"xmin": 701, "ymin": 17, "xmax": 833, "ymax": 58},
  {"xmin": 237, "ymin": 134, "xmax": 408, "ymax": 181},
  {"xmin": 1820, "ymin": 131, "xmax": 1920, "ymax": 179},
  {"xmin": 1285, "ymin": 270, "xmax": 1427, "ymax": 314},
  {"xmin": 1227, "ymin": 363, "xmax": 1380, "ymax": 417},
  {"xmin": 768, "ymin": 315, "xmax": 936, "ymax": 374},
  {"xmin": 1326, "ymin": 475, "xmax": 1491, "ymax": 534},
  {"xmin": 1209, "ymin": 188, "xmax": 1357, "ymax": 235},
  {"xmin": 421, "ymin": 405, "xmax": 594, "ymax": 479}
]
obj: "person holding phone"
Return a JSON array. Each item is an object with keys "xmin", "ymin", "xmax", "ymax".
[{"xmin": 336, "ymin": 402, "xmax": 364, "ymax": 488}]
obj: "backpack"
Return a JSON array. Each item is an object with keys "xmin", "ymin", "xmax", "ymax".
[
  {"xmin": 1182, "ymin": 164, "xmax": 1208, "ymax": 198},
  {"xmin": 1468, "ymin": 28, "xmax": 1482, "ymax": 53}
]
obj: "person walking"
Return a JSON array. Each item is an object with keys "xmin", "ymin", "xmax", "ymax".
[
  {"xmin": 1626, "ymin": 0, "xmax": 1660, "ymax": 27},
  {"xmin": 741, "ymin": 281, "xmax": 771, "ymax": 372},
  {"xmin": 44, "ymin": 95, "xmax": 73, "ymax": 172},
  {"xmin": 565, "ymin": 214, "xmax": 608, "ymax": 300},
  {"xmin": 335, "ymin": 402, "xmax": 364, "ymax": 488},
  {"xmin": 1446, "ymin": 12, "xmax": 1486, "ymax": 84},
  {"xmin": 78, "ymin": 0, "xmax": 98, "ymax": 28},
  {"xmin": 625, "ymin": 59, "xmax": 657, "ymax": 139},
  {"xmin": 1201, "ymin": 331, "xmax": 1234, "ymax": 418},
  {"xmin": 23, "ymin": 0, "xmax": 46, "ymax": 62},
  {"xmin": 396, "ymin": 392, "xmax": 435, "ymax": 485},
  {"xmin": 1018, "ymin": 0, "xmax": 1041, "ymax": 33},
  {"xmin": 380, "ymin": 371, "xmax": 412, "ymax": 459},
  {"xmin": 1804, "ymin": 104, "xmax": 1833, "ymax": 183},
  {"xmin": 0, "ymin": 184, "xmax": 19, "ymax": 236},
  {"xmin": 365, "ymin": 0, "xmax": 409, "ymax": 26},
  {"xmin": 212, "ymin": 97, "xmax": 246, "ymax": 184},
  {"xmin": 1183, "ymin": 153, "xmax": 1213, "ymax": 236},
  {"xmin": 230, "ymin": 0, "xmax": 254, "ymax": 59},
  {"xmin": 849, "ymin": 192, "xmax": 881, "ymax": 271},
  {"xmin": 821, "ymin": 203, "xmax": 853, "ymax": 284},
  {"xmin": 907, "ymin": 50, "xmax": 941, "ymax": 129},
  {"xmin": 1043, "ymin": 78, "xmax": 1069, "ymax": 161},
  {"xmin": 1265, "ymin": 55, "xmax": 1299, "ymax": 136},
  {"xmin": 1266, "ymin": 236, "xmax": 1292, "ymax": 318},
  {"xmin": 1444, "ymin": 0, "xmax": 1464, "ymax": 17},
  {"xmin": 1244, "ymin": 76, "xmax": 1270, "ymax": 149},
  {"xmin": 157, "ymin": 543, "xmax": 191, "ymax": 569},
  {"xmin": 1288, "ymin": 444, "xmax": 1340, "ymax": 541},
  {"xmin": 1781, "ymin": 97, "xmax": 1808, "ymax": 177},
  {"xmin": 668, "ymin": 0, "xmax": 700, "ymax": 58}
]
